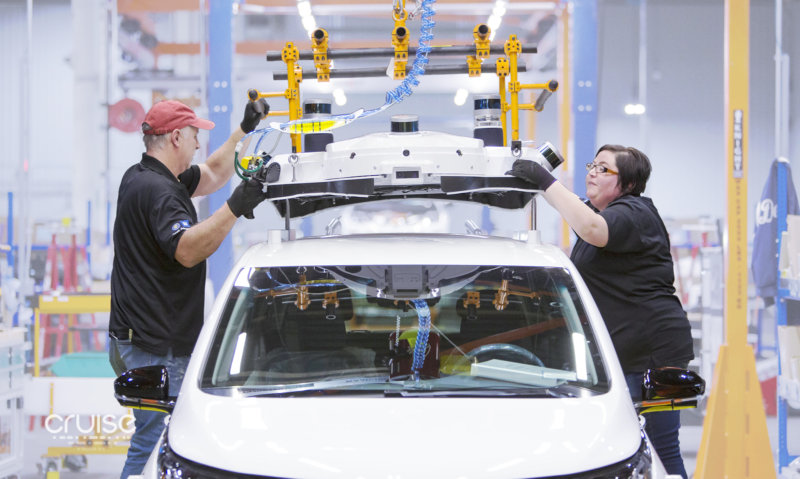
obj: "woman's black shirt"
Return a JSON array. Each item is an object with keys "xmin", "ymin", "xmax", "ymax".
[{"xmin": 570, "ymin": 195, "xmax": 694, "ymax": 373}]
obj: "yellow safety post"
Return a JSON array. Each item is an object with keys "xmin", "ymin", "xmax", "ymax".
[
  {"xmin": 527, "ymin": 90, "xmax": 537, "ymax": 231},
  {"xmin": 505, "ymin": 35, "xmax": 522, "ymax": 143},
  {"xmin": 281, "ymin": 42, "xmax": 302, "ymax": 153},
  {"xmin": 391, "ymin": 3, "xmax": 410, "ymax": 80},
  {"xmin": 496, "ymin": 57, "xmax": 509, "ymax": 147},
  {"xmin": 694, "ymin": 0, "xmax": 775, "ymax": 477},
  {"xmin": 467, "ymin": 23, "xmax": 491, "ymax": 77},
  {"xmin": 311, "ymin": 28, "xmax": 331, "ymax": 82},
  {"xmin": 557, "ymin": 5, "xmax": 571, "ymax": 252}
]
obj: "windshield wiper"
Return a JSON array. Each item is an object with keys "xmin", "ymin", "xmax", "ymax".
[
  {"xmin": 236, "ymin": 375, "xmax": 391, "ymax": 397},
  {"xmin": 384, "ymin": 387, "xmax": 577, "ymax": 398}
]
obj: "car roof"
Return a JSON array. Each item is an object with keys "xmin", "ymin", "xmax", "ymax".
[{"xmin": 242, "ymin": 234, "xmax": 568, "ymax": 268}]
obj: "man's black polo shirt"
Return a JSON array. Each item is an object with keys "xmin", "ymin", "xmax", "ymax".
[{"xmin": 109, "ymin": 153, "xmax": 205, "ymax": 357}]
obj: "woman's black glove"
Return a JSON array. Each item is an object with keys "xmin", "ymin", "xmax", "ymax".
[
  {"xmin": 505, "ymin": 159, "xmax": 557, "ymax": 191},
  {"xmin": 227, "ymin": 179, "xmax": 269, "ymax": 219},
  {"xmin": 240, "ymin": 99, "xmax": 270, "ymax": 134}
]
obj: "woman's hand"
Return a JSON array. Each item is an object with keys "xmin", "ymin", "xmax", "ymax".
[{"xmin": 505, "ymin": 160, "xmax": 557, "ymax": 191}]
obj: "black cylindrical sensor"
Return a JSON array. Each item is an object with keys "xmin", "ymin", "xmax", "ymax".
[
  {"xmin": 537, "ymin": 141, "xmax": 565, "ymax": 171},
  {"xmin": 473, "ymin": 94, "xmax": 504, "ymax": 147},
  {"xmin": 303, "ymin": 99, "xmax": 334, "ymax": 153},
  {"xmin": 303, "ymin": 98, "xmax": 332, "ymax": 117},
  {"xmin": 390, "ymin": 114, "xmax": 419, "ymax": 133}
]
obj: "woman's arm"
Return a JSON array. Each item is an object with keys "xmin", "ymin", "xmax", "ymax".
[
  {"xmin": 507, "ymin": 159, "xmax": 608, "ymax": 247},
  {"xmin": 539, "ymin": 182, "xmax": 608, "ymax": 247}
]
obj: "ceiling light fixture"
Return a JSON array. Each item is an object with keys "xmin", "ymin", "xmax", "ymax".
[
  {"xmin": 624, "ymin": 103, "xmax": 646, "ymax": 115},
  {"xmin": 333, "ymin": 89, "xmax": 347, "ymax": 106},
  {"xmin": 454, "ymin": 88, "xmax": 469, "ymax": 106},
  {"xmin": 487, "ymin": 0, "xmax": 507, "ymax": 40},
  {"xmin": 297, "ymin": 0, "xmax": 317, "ymax": 37}
]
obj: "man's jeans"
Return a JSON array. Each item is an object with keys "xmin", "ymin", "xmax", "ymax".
[
  {"xmin": 626, "ymin": 372, "xmax": 688, "ymax": 479},
  {"xmin": 109, "ymin": 337, "xmax": 190, "ymax": 479}
]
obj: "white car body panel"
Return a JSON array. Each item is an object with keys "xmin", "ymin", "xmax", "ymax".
[{"xmin": 139, "ymin": 235, "xmax": 671, "ymax": 478}]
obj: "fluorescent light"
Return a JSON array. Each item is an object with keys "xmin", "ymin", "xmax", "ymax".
[
  {"xmin": 489, "ymin": 30, "xmax": 497, "ymax": 41},
  {"xmin": 302, "ymin": 15, "xmax": 316, "ymax": 31},
  {"xmin": 493, "ymin": 6, "xmax": 506, "ymax": 16},
  {"xmin": 572, "ymin": 333, "xmax": 587, "ymax": 381},
  {"xmin": 454, "ymin": 88, "xmax": 469, "ymax": 106},
  {"xmin": 487, "ymin": 14, "xmax": 502, "ymax": 30},
  {"xmin": 230, "ymin": 333, "xmax": 247, "ymax": 375},
  {"xmin": 624, "ymin": 103, "xmax": 646, "ymax": 115},
  {"xmin": 297, "ymin": 0, "xmax": 312, "ymax": 17}
]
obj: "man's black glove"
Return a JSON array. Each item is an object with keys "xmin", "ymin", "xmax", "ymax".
[
  {"xmin": 227, "ymin": 179, "xmax": 269, "ymax": 219},
  {"xmin": 240, "ymin": 99, "xmax": 270, "ymax": 134},
  {"xmin": 505, "ymin": 159, "xmax": 557, "ymax": 192}
]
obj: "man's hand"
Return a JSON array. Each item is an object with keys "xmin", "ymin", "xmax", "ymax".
[
  {"xmin": 227, "ymin": 179, "xmax": 270, "ymax": 218},
  {"xmin": 240, "ymin": 99, "xmax": 270, "ymax": 134},
  {"xmin": 505, "ymin": 160, "xmax": 557, "ymax": 191}
]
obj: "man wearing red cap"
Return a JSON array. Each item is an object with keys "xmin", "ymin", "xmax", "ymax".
[{"xmin": 108, "ymin": 99, "xmax": 270, "ymax": 479}]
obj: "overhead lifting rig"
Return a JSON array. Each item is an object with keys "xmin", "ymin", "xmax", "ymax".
[{"xmin": 246, "ymin": 0, "xmax": 559, "ymax": 155}]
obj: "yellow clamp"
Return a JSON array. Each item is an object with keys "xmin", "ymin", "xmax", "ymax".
[
  {"xmin": 467, "ymin": 24, "xmax": 491, "ymax": 77},
  {"xmin": 311, "ymin": 28, "xmax": 331, "ymax": 82},
  {"xmin": 391, "ymin": 9, "xmax": 410, "ymax": 80},
  {"xmin": 495, "ymin": 57, "xmax": 509, "ymax": 78},
  {"xmin": 473, "ymin": 23, "xmax": 491, "ymax": 59}
]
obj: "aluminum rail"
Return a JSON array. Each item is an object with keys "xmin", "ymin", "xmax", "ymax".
[
  {"xmin": 266, "ymin": 43, "xmax": 537, "ymax": 62},
  {"xmin": 273, "ymin": 61, "xmax": 528, "ymax": 81}
]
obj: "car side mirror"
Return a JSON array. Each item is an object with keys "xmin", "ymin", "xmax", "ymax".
[
  {"xmin": 114, "ymin": 365, "xmax": 176, "ymax": 414},
  {"xmin": 635, "ymin": 367, "xmax": 705, "ymax": 415}
]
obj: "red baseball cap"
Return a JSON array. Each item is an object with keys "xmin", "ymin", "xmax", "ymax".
[{"xmin": 142, "ymin": 100, "xmax": 215, "ymax": 135}]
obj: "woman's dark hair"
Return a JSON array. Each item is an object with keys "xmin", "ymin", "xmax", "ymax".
[{"xmin": 595, "ymin": 144, "xmax": 651, "ymax": 196}]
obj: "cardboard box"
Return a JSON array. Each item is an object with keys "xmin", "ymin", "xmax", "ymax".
[{"xmin": 778, "ymin": 326, "xmax": 800, "ymax": 381}]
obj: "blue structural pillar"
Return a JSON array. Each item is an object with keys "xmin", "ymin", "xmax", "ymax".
[
  {"xmin": 207, "ymin": 0, "xmax": 234, "ymax": 295},
  {"xmin": 6, "ymin": 193, "xmax": 13, "ymax": 270},
  {"xmin": 572, "ymin": 0, "xmax": 599, "ymax": 200}
]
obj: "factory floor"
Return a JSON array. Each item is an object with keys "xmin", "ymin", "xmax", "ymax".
[{"xmin": 17, "ymin": 416, "xmax": 800, "ymax": 478}]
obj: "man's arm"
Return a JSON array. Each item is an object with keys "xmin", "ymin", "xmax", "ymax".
[
  {"xmin": 174, "ymin": 203, "xmax": 237, "ymax": 268},
  {"xmin": 193, "ymin": 127, "xmax": 249, "ymax": 198},
  {"xmin": 176, "ymin": 178, "xmax": 270, "ymax": 268},
  {"xmin": 193, "ymin": 99, "xmax": 269, "ymax": 198}
]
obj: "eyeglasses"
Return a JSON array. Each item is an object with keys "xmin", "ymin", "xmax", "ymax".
[{"xmin": 585, "ymin": 163, "xmax": 619, "ymax": 175}]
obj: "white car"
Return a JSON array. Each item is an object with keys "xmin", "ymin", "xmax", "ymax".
[
  {"xmin": 117, "ymin": 233, "xmax": 703, "ymax": 479},
  {"xmin": 337, "ymin": 199, "xmax": 451, "ymax": 235}
]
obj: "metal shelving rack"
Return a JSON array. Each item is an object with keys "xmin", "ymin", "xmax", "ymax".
[{"xmin": 774, "ymin": 159, "xmax": 799, "ymax": 473}]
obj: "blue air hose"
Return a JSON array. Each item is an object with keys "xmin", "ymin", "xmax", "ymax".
[{"xmin": 411, "ymin": 299, "xmax": 432, "ymax": 382}]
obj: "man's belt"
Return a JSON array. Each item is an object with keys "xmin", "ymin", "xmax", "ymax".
[{"xmin": 109, "ymin": 329, "xmax": 132, "ymax": 341}]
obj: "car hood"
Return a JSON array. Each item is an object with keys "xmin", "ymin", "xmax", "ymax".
[{"xmin": 167, "ymin": 386, "xmax": 642, "ymax": 478}]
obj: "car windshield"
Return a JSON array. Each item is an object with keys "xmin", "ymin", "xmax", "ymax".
[{"xmin": 200, "ymin": 265, "xmax": 609, "ymax": 397}]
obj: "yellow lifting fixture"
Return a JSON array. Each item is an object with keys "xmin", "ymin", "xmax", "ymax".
[
  {"xmin": 311, "ymin": 28, "xmax": 331, "ymax": 82},
  {"xmin": 467, "ymin": 24, "xmax": 491, "ymax": 77},
  {"xmin": 391, "ymin": 1, "xmax": 410, "ymax": 80}
]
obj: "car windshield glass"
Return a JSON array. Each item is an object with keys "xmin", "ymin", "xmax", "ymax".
[{"xmin": 200, "ymin": 265, "xmax": 609, "ymax": 396}]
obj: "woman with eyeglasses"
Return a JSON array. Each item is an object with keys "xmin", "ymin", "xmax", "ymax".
[{"xmin": 507, "ymin": 144, "xmax": 694, "ymax": 479}]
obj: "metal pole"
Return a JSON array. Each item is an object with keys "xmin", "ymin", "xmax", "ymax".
[
  {"xmin": 273, "ymin": 61, "xmax": 528, "ymax": 81},
  {"xmin": 266, "ymin": 43, "xmax": 537, "ymax": 62},
  {"xmin": 775, "ymin": 0, "xmax": 782, "ymax": 159},
  {"xmin": 558, "ymin": 5, "xmax": 571, "ymax": 251},
  {"xmin": 638, "ymin": 0, "xmax": 647, "ymax": 149}
]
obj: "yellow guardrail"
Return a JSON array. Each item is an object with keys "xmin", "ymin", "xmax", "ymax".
[{"xmin": 33, "ymin": 294, "xmax": 111, "ymax": 377}]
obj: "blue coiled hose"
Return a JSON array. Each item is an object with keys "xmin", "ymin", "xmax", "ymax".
[
  {"xmin": 411, "ymin": 299, "xmax": 431, "ymax": 381},
  {"xmin": 384, "ymin": 0, "xmax": 436, "ymax": 105}
]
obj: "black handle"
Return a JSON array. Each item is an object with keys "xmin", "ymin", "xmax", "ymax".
[
  {"xmin": 247, "ymin": 89, "xmax": 259, "ymax": 101},
  {"xmin": 534, "ymin": 90, "xmax": 553, "ymax": 112}
]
